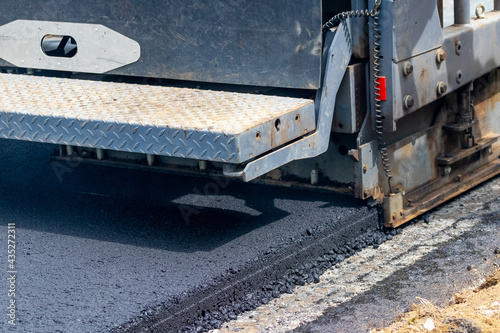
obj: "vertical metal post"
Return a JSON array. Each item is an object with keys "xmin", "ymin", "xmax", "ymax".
[
  {"xmin": 454, "ymin": 0, "xmax": 470, "ymax": 24},
  {"xmin": 495, "ymin": 0, "xmax": 500, "ymax": 10},
  {"xmin": 437, "ymin": 0, "xmax": 444, "ymax": 28},
  {"xmin": 456, "ymin": 83, "xmax": 474, "ymax": 149},
  {"xmin": 457, "ymin": 84, "xmax": 473, "ymax": 125}
]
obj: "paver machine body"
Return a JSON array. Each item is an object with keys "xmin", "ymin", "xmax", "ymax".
[{"xmin": 0, "ymin": 0, "xmax": 498, "ymax": 226}]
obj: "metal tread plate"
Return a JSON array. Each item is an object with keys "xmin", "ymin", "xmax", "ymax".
[{"xmin": 0, "ymin": 74, "xmax": 315, "ymax": 163}]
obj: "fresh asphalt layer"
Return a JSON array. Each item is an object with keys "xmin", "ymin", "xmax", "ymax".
[
  {"xmin": 0, "ymin": 140, "xmax": 377, "ymax": 332},
  {"xmin": 212, "ymin": 175, "xmax": 499, "ymax": 332}
]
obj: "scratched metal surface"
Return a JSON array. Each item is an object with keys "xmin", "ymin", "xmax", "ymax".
[{"xmin": 0, "ymin": 0, "xmax": 323, "ymax": 89}]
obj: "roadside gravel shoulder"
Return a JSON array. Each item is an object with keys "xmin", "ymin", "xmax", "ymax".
[{"xmin": 373, "ymin": 269, "xmax": 500, "ymax": 333}]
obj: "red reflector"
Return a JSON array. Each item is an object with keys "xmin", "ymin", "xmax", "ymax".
[{"xmin": 376, "ymin": 77, "xmax": 387, "ymax": 101}]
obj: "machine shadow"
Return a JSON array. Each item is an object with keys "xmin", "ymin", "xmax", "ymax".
[{"xmin": 0, "ymin": 141, "xmax": 364, "ymax": 253}]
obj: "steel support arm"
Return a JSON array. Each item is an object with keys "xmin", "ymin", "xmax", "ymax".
[{"xmin": 223, "ymin": 21, "xmax": 352, "ymax": 181}]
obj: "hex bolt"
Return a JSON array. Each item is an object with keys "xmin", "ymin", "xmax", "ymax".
[
  {"xmin": 403, "ymin": 62, "xmax": 413, "ymax": 76},
  {"xmin": 455, "ymin": 40, "xmax": 462, "ymax": 55},
  {"xmin": 403, "ymin": 95, "xmax": 415, "ymax": 109},
  {"xmin": 436, "ymin": 49, "xmax": 447, "ymax": 63},
  {"xmin": 437, "ymin": 81, "xmax": 448, "ymax": 96},
  {"xmin": 444, "ymin": 166, "xmax": 452, "ymax": 175}
]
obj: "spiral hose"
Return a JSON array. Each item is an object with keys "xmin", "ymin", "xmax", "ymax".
[{"xmin": 323, "ymin": 0, "xmax": 393, "ymax": 192}]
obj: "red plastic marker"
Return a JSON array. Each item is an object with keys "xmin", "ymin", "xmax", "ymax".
[{"xmin": 376, "ymin": 77, "xmax": 387, "ymax": 101}]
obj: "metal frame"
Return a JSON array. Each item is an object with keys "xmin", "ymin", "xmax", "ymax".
[
  {"xmin": 223, "ymin": 20, "xmax": 353, "ymax": 181},
  {"xmin": 0, "ymin": 0, "xmax": 499, "ymax": 229},
  {"xmin": 369, "ymin": 0, "xmax": 500, "ymax": 132}
]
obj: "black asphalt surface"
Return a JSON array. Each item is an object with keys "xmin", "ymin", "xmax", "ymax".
[
  {"xmin": 293, "ymin": 185, "xmax": 500, "ymax": 333},
  {"xmin": 0, "ymin": 140, "xmax": 377, "ymax": 332}
]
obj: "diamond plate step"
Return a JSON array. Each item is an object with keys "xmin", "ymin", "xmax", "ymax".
[{"xmin": 0, "ymin": 73, "xmax": 315, "ymax": 163}]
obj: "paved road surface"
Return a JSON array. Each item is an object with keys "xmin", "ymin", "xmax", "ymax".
[
  {"xmin": 213, "ymin": 176, "xmax": 500, "ymax": 332},
  {"xmin": 0, "ymin": 140, "xmax": 375, "ymax": 332}
]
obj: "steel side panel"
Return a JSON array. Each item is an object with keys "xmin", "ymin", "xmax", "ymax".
[
  {"xmin": 0, "ymin": 73, "xmax": 315, "ymax": 163},
  {"xmin": 392, "ymin": 0, "xmax": 443, "ymax": 62},
  {"xmin": 0, "ymin": 0, "xmax": 322, "ymax": 89}
]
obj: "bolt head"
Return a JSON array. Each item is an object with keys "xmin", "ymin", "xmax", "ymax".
[
  {"xmin": 403, "ymin": 62, "xmax": 414, "ymax": 76},
  {"xmin": 437, "ymin": 81, "xmax": 448, "ymax": 96},
  {"xmin": 404, "ymin": 95, "xmax": 414, "ymax": 109},
  {"xmin": 436, "ymin": 49, "xmax": 447, "ymax": 63}
]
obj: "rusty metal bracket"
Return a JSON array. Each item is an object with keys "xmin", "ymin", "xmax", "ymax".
[
  {"xmin": 0, "ymin": 20, "xmax": 141, "ymax": 73},
  {"xmin": 383, "ymin": 192, "xmax": 404, "ymax": 228},
  {"xmin": 436, "ymin": 133, "xmax": 499, "ymax": 166},
  {"xmin": 386, "ymin": 158, "xmax": 500, "ymax": 228}
]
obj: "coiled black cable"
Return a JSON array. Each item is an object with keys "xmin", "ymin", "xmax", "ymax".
[{"xmin": 323, "ymin": 0, "xmax": 393, "ymax": 192}]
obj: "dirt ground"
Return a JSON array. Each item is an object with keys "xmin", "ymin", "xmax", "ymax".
[{"xmin": 373, "ymin": 269, "xmax": 500, "ymax": 333}]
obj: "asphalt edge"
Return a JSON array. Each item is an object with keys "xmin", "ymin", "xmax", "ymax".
[{"xmin": 112, "ymin": 209, "xmax": 379, "ymax": 332}]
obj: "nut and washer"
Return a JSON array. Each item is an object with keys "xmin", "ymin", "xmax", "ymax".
[
  {"xmin": 437, "ymin": 81, "xmax": 448, "ymax": 96},
  {"xmin": 403, "ymin": 62, "xmax": 414, "ymax": 76},
  {"xmin": 403, "ymin": 95, "xmax": 415, "ymax": 109},
  {"xmin": 436, "ymin": 49, "xmax": 447, "ymax": 63}
]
